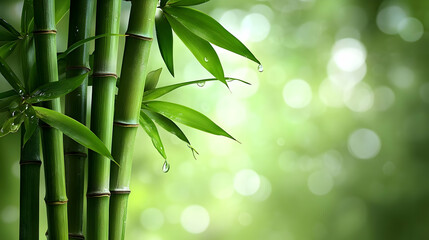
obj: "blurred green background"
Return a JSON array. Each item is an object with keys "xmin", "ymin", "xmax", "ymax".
[{"xmin": 2, "ymin": 0, "xmax": 429, "ymax": 239}]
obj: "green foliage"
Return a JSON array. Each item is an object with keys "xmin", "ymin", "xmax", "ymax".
[
  {"xmin": 155, "ymin": 13, "xmax": 174, "ymax": 76},
  {"xmin": 0, "ymin": 57, "xmax": 25, "ymax": 94},
  {"xmin": 144, "ymin": 68, "xmax": 163, "ymax": 91},
  {"xmin": 167, "ymin": 0, "xmax": 210, "ymax": 7},
  {"xmin": 139, "ymin": 110, "xmax": 167, "ymax": 159}
]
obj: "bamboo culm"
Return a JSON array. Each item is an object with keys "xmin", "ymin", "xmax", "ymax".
[
  {"xmin": 33, "ymin": 0, "xmax": 68, "ymax": 239},
  {"xmin": 109, "ymin": 1, "xmax": 158, "ymax": 239},
  {"xmin": 86, "ymin": 0, "xmax": 121, "ymax": 239},
  {"xmin": 65, "ymin": 0, "xmax": 95, "ymax": 239}
]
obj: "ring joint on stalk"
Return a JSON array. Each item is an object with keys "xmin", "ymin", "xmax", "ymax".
[
  {"xmin": 69, "ymin": 233, "xmax": 85, "ymax": 239},
  {"xmin": 86, "ymin": 192, "xmax": 111, "ymax": 198},
  {"xmin": 44, "ymin": 199, "xmax": 68, "ymax": 205},
  {"xmin": 110, "ymin": 190, "xmax": 131, "ymax": 195},
  {"xmin": 32, "ymin": 29, "xmax": 57, "ymax": 35},
  {"xmin": 126, "ymin": 32, "xmax": 153, "ymax": 41},
  {"xmin": 66, "ymin": 66, "xmax": 91, "ymax": 72},
  {"xmin": 64, "ymin": 151, "xmax": 88, "ymax": 157},
  {"xmin": 113, "ymin": 121, "xmax": 139, "ymax": 128},
  {"xmin": 91, "ymin": 73, "xmax": 118, "ymax": 79},
  {"xmin": 19, "ymin": 160, "xmax": 42, "ymax": 165}
]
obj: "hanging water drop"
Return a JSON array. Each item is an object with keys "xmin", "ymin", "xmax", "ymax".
[
  {"xmin": 162, "ymin": 160, "xmax": 170, "ymax": 173},
  {"xmin": 197, "ymin": 81, "xmax": 205, "ymax": 87},
  {"xmin": 204, "ymin": 57, "xmax": 209, "ymax": 62},
  {"xmin": 258, "ymin": 64, "xmax": 264, "ymax": 72}
]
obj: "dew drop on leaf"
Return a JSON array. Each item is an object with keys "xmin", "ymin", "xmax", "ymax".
[
  {"xmin": 204, "ymin": 57, "xmax": 209, "ymax": 62},
  {"xmin": 258, "ymin": 64, "xmax": 264, "ymax": 72},
  {"xmin": 162, "ymin": 160, "xmax": 170, "ymax": 173},
  {"xmin": 197, "ymin": 81, "xmax": 206, "ymax": 87}
]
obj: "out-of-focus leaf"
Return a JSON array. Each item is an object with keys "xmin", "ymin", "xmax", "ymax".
[
  {"xmin": 142, "ymin": 101, "xmax": 236, "ymax": 140},
  {"xmin": 144, "ymin": 68, "xmax": 163, "ymax": 91},
  {"xmin": 55, "ymin": 0, "xmax": 70, "ymax": 24},
  {"xmin": 57, "ymin": 34, "xmax": 125, "ymax": 60},
  {"xmin": 164, "ymin": 13, "xmax": 226, "ymax": 85},
  {"xmin": 23, "ymin": 106, "xmax": 38, "ymax": 145},
  {"xmin": 139, "ymin": 110, "xmax": 167, "ymax": 159},
  {"xmin": 164, "ymin": 7, "xmax": 260, "ymax": 64},
  {"xmin": 0, "ymin": 95, "xmax": 20, "ymax": 112},
  {"xmin": 0, "ymin": 57, "xmax": 25, "ymax": 94},
  {"xmin": 167, "ymin": 0, "xmax": 209, "ymax": 6},
  {"xmin": 0, "ymin": 113, "xmax": 25, "ymax": 137},
  {"xmin": 0, "ymin": 19, "xmax": 21, "ymax": 39},
  {"xmin": 144, "ymin": 109, "xmax": 198, "ymax": 157},
  {"xmin": 0, "ymin": 90, "xmax": 17, "ymax": 100},
  {"xmin": 155, "ymin": 12, "xmax": 174, "ymax": 76},
  {"xmin": 33, "ymin": 106, "xmax": 115, "ymax": 162},
  {"xmin": 160, "ymin": 0, "xmax": 169, "ymax": 7},
  {"xmin": 0, "ymin": 41, "xmax": 17, "ymax": 59},
  {"xmin": 21, "ymin": 0, "xmax": 34, "ymax": 34},
  {"xmin": 27, "ymin": 72, "xmax": 89, "ymax": 103},
  {"xmin": 143, "ymin": 77, "xmax": 249, "ymax": 101}
]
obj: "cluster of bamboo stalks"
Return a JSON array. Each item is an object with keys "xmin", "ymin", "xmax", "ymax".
[{"xmin": 0, "ymin": 0, "xmax": 259, "ymax": 239}]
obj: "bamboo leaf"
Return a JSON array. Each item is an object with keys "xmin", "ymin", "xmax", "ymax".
[
  {"xmin": 0, "ymin": 90, "xmax": 17, "ymax": 99},
  {"xmin": 164, "ymin": 12, "xmax": 226, "ymax": 85},
  {"xmin": 0, "ymin": 57, "xmax": 26, "ymax": 94},
  {"xmin": 57, "ymin": 33, "xmax": 126, "ymax": 60},
  {"xmin": 164, "ymin": 7, "xmax": 260, "ymax": 64},
  {"xmin": 142, "ymin": 101, "xmax": 236, "ymax": 140},
  {"xmin": 143, "ymin": 109, "xmax": 198, "ymax": 157},
  {"xmin": 23, "ymin": 106, "xmax": 38, "ymax": 145},
  {"xmin": 0, "ymin": 19, "xmax": 21, "ymax": 39},
  {"xmin": 0, "ymin": 95, "xmax": 20, "ymax": 112},
  {"xmin": 0, "ymin": 41, "xmax": 18, "ymax": 59},
  {"xmin": 0, "ymin": 113, "xmax": 25, "ymax": 137},
  {"xmin": 143, "ymin": 77, "xmax": 249, "ymax": 101},
  {"xmin": 167, "ymin": 0, "xmax": 209, "ymax": 6},
  {"xmin": 155, "ymin": 12, "xmax": 174, "ymax": 76},
  {"xmin": 21, "ymin": 0, "xmax": 34, "ymax": 34},
  {"xmin": 27, "ymin": 72, "xmax": 89, "ymax": 103},
  {"xmin": 33, "ymin": 106, "xmax": 115, "ymax": 162},
  {"xmin": 55, "ymin": 0, "xmax": 70, "ymax": 24},
  {"xmin": 160, "ymin": 0, "xmax": 169, "ymax": 7},
  {"xmin": 144, "ymin": 68, "xmax": 163, "ymax": 91},
  {"xmin": 139, "ymin": 110, "xmax": 167, "ymax": 159}
]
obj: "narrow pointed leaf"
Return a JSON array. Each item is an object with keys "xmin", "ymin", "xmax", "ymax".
[
  {"xmin": 0, "ymin": 95, "xmax": 20, "ymax": 112},
  {"xmin": 33, "ymin": 106, "xmax": 115, "ymax": 162},
  {"xmin": 55, "ymin": 0, "xmax": 70, "ymax": 24},
  {"xmin": 0, "ymin": 41, "xmax": 17, "ymax": 59},
  {"xmin": 57, "ymin": 34, "xmax": 126, "ymax": 60},
  {"xmin": 143, "ymin": 77, "xmax": 249, "ymax": 101},
  {"xmin": 27, "ymin": 72, "xmax": 89, "ymax": 103},
  {"xmin": 0, "ymin": 90, "xmax": 17, "ymax": 99},
  {"xmin": 142, "ymin": 101, "xmax": 236, "ymax": 140},
  {"xmin": 164, "ymin": 7, "xmax": 260, "ymax": 64},
  {"xmin": 139, "ymin": 110, "xmax": 167, "ymax": 159},
  {"xmin": 167, "ymin": 0, "xmax": 209, "ymax": 6},
  {"xmin": 0, "ymin": 19, "xmax": 21, "ymax": 38},
  {"xmin": 23, "ymin": 106, "xmax": 38, "ymax": 145},
  {"xmin": 144, "ymin": 68, "xmax": 163, "ymax": 91},
  {"xmin": 21, "ymin": 0, "xmax": 34, "ymax": 34},
  {"xmin": 160, "ymin": 0, "xmax": 169, "ymax": 7},
  {"xmin": 0, "ymin": 113, "xmax": 25, "ymax": 137},
  {"xmin": 155, "ymin": 12, "xmax": 174, "ymax": 76},
  {"xmin": 164, "ymin": 13, "xmax": 226, "ymax": 85},
  {"xmin": 0, "ymin": 57, "xmax": 25, "ymax": 94}
]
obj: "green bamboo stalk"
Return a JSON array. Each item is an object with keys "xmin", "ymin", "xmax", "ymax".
[
  {"xmin": 109, "ymin": 1, "xmax": 158, "ymax": 239},
  {"xmin": 86, "ymin": 0, "xmax": 121, "ymax": 238},
  {"xmin": 33, "ymin": 0, "xmax": 68, "ymax": 239},
  {"xmin": 20, "ymin": 128, "xmax": 41, "ymax": 240},
  {"xmin": 64, "ymin": 0, "xmax": 95, "ymax": 239}
]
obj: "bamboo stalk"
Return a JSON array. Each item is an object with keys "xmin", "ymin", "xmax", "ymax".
[
  {"xmin": 19, "ymin": 129, "xmax": 41, "ymax": 240},
  {"xmin": 33, "ymin": 0, "xmax": 68, "ymax": 239},
  {"xmin": 86, "ymin": 0, "xmax": 121, "ymax": 238},
  {"xmin": 109, "ymin": 1, "xmax": 158, "ymax": 239},
  {"xmin": 64, "ymin": 0, "xmax": 95, "ymax": 239}
]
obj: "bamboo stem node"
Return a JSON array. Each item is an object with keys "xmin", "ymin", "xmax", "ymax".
[
  {"xmin": 45, "ymin": 199, "xmax": 69, "ymax": 205},
  {"xmin": 92, "ymin": 73, "xmax": 118, "ymax": 79},
  {"xmin": 64, "ymin": 151, "xmax": 88, "ymax": 157},
  {"xmin": 126, "ymin": 33, "xmax": 153, "ymax": 41},
  {"xmin": 110, "ymin": 190, "xmax": 131, "ymax": 195},
  {"xmin": 113, "ymin": 121, "xmax": 139, "ymax": 128},
  {"xmin": 33, "ymin": 29, "xmax": 57, "ymax": 34},
  {"xmin": 69, "ymin": 233, "xmax": 85, "ymax": 239},
  {"xmin": 87, "ymin": 192, "xmax": 111, "ymax": 198},
  {"xmin": 19, "ymin": 160, "xmax": 42, "ymax": 165}
]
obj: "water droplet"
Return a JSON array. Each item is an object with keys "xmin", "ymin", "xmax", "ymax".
[
  {"xmin": 162, "ymin": 160, "xmax": 170, "ymax": 173},
  {"xmin": 204, "ymin": 57, "xmax": 209, "ymax": 62},
  {"xmin": 197, "ymin": 81, "xmax": 205, "ymax": 87},
  {"xmin": 258, "ymin": 64, "xmax": 264, "ymax": 72},
  {"xmin": 226, "ymin": 79, "xmax": 234, "ymax": 82},
  {"xmin": 18, "ymin": 90, "xmax": 24, "ymax": 95}
]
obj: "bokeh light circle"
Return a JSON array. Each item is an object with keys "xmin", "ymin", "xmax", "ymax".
[
  {"xmin": 180, "ymin": 205, "xmax": 210, "ymax": 234},
  {"xmin": 283, "ymin": 79, "xmax": 312, "ymax": 108},
  {"xmin": 348, "ymin": 129, "xmax": 381, "ymax": 159},
  {"xmin": 398, "ymin": 17, "xmax": 424, "ymax": 42},
  {"xmin": 307, "ymin": 171, "xmax": 334, "ymax": 196},
  {"xmin": 140, "ymin": 208, "xmax": 165, "ymax": 231},
  {"xmin": 233, "ymin": 169, "xmax": 261, "ymax": 196}
]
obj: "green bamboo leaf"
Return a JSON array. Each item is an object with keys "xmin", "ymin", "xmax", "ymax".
[
  {"xmin": 143, "ymin": 77, "xmax": 249, "ymax": 101},
  {"xmin": 164, "ymin": 12, "xmax": 226, "ymax": 85},
  {"xmin": 164, "ymin": 7, "xmax": 260, "ymax": 65},
  {"xmin": 21, "ymin": 0, "xmax": 34, "ymax": 34},
  {"xmin": 0, "ymin": 19, "xmax": 21, "ymax": 39},
  {"xmin": 167, "ymin": 0, "xmax": 209, "ymax": 6},
  {"xmin": 55, "ymin": 0, "xmax": 70, "ymax": 24},
  {"xmin": 57, "ymin": 33, "xmax": 126, "ymax": 61},
  {"xmin": 142, "ymin": 101, "xmax": 236, "ymax": 141},
  {"xmin": 155, "ymin": 12, "xmax": 174, "ymax": 76},
  {"xmin": 139, "ymin": 110, "xmax": 167, "ymax": 159},
  {"xmin": 160, "ymin": 0, "xmax": 169, "ymax": 7},
  {"xmin": 143, "ymin": 109, "xmax": 198, "ymax": 157},
  {"xmin": 23, "ymin": 106, "xmax": 38, "ymax": 145},
  {"xmin": 33, "ymin": 106, "xmax": 115, "ymax": 162},
  {"xmin": 0, "ymin": 41, "xmax": 18, "ymax": 59},
  {"xmin": 0, "ymin": 90, "xmax": 17, "ymax": 99},
  {"xmin": 0, "ymin": 95, "xmax": 20, "ymax": 112},
  {"xmin": 0, "ymin": 57, "xmax": 25, "ymax": 94},
  {"xmin": 27, "ymin": 72, "xmax": 89, "ymax": 103},
  {"xmin": 144, "ymin": 68, "xmax": 163, "ymax": 91},
  {"xmin": 0, "ymin": 113, "xmax": 25, "ymax": 137}
]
